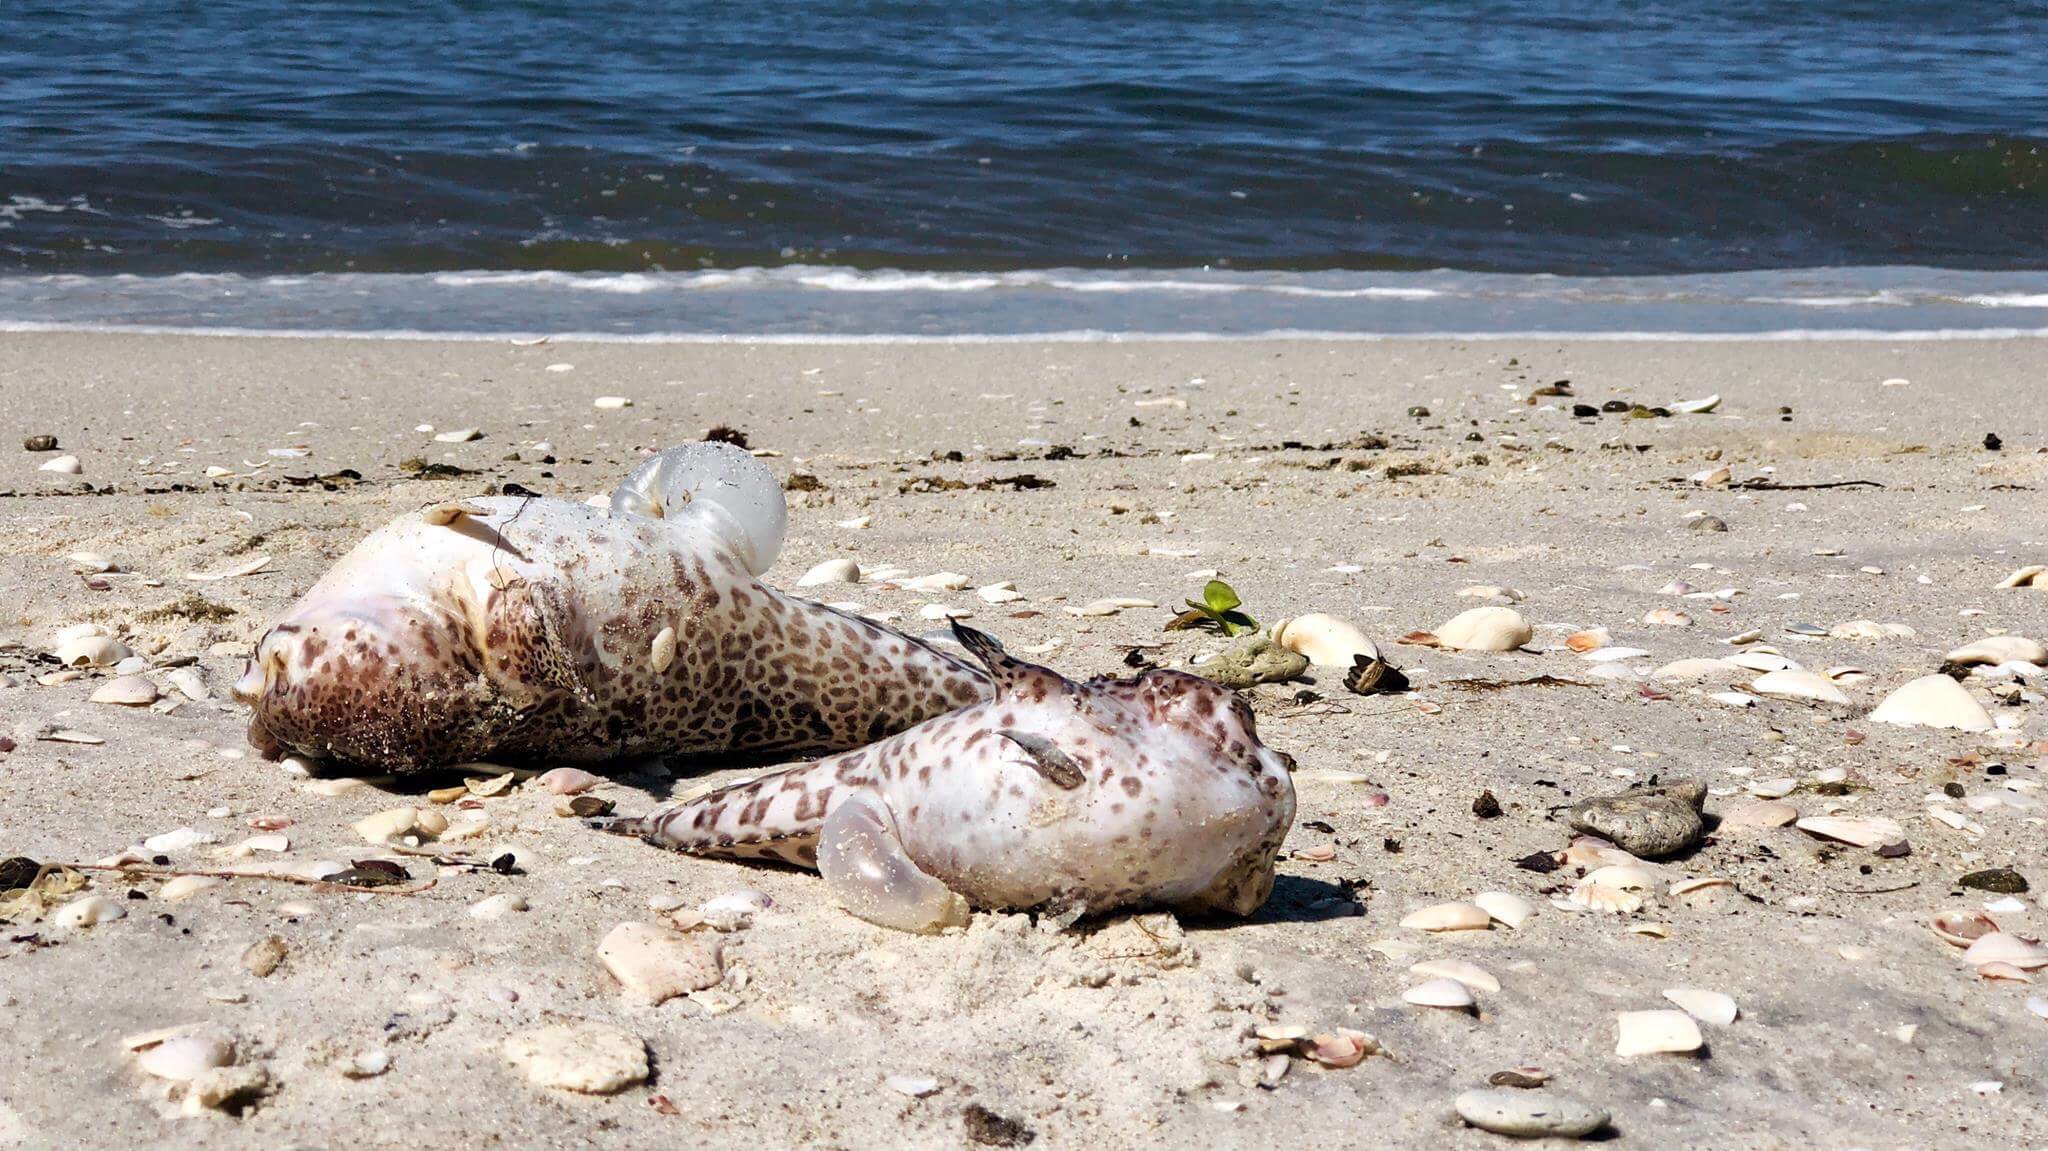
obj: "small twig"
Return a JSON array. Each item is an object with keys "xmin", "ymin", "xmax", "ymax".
[
  {"xmin": 1829, "ymin": 880, "xmax": 1919, "ymax": 896},
  {"xmin": 62, "ymin": 862, "xmax": 437, "ymax": 896},
  {"xmin": 1732, "ymin": 479, "xmax": 1886, "ymax": 491}
]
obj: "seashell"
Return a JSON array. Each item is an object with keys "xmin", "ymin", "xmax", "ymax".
[
  {"xmin": 1567, "ymin": 879, "xmax": 1643, "ymax": 915},
  {"xmin": 2028, "ymin": 997, "xmax": 2048, "ymax": 1021},
  {"xmin": 90, "ymin": 675, "xmax": 159, "ymax": 706},
  {"xmin": 1304, "ymin": 1029, "xmax": 1376, "ymax": 1068},
  {"xmin": 1670, "ymin": 394, "xmax": 1721, "ymax": 414},
  {"xmin": 796, "ymin": 558, "xmax": 861, "ymax": 587},
  {"xmin": 1721, "ymin": 801, "xmax": 1797, "ymax": 829},
  {"xmin": 538, "ymin": 767, "xmax": 603, "ymax": 795},
  {"xmin": 700, "ymin": 890, "xmax": 775, "ymax": 921},
  {"xmin": 1824, "ymin": 665, "xmax": 1869, "ymax": 683},
  {"xmin": 1586, "ymin": 865, "xmax": 1656, "ymax": 891},
  {"xmin": 1656, "ymin": 579, "xmax": 1696, "ymax": 597},
  {"xmin": 977, "ymin": 582, "xmax": 1025, "ymax": 604},
  {"xmin": 1946, "ymin": 636, "xmax": 2048, "ymax": 666},
  {"xmin": 1562, "ymin": 836, "xmax": 1641, "ymax": 869},
  {"xmin": 1456, "ymin": 585, "xmax": 1523, "ymax": 601},
  {"xmin": 470, "ymin": 894, "xmax": 529, "ymax": 919},
  {"xmin": 1651, "ymin": 658, "xmax": 1735, "ymax": 681},
  {"xmin": 1254, "ymin": 1022, "xmax": 1311, "ymax": 1046},
  {"xmin": 185, "ymin": 554, "xmax": 271, "ymax": 581},
  {"xmin": 1868, "ymin": 675, "xmax": 1993, "ymax": 732},
  {"xmin": 422, "ymin": 500, "xmax": 492, "ymax": 526},
  {"xmin": 433, "ymin": 427, "xmax": 482, "ymax": 443},
  {"xmin": 1727, "ymin": 650, "xmax": 1798, "ymax": 673},
  {"xmin": 1565, "ymin": 628, "xmax": 1610, "ymax": 653},
  {"xmin": 1272, "ymin": 613, "xmax": 1378, "ymax": 667},
  {"xmin": 1996, "ymin": 565, "xmax": 2046, "ymax": 589},
  {"xmin": 144, "ymin": 827, "xmax": 207, "ymax": 853},
  {"xmin": 592, "ymin": 396, "xmax": 632, "ymax": 409},
  {"xmin": 899, "ymin": 571, "xmax": 970, "ymax": 593},
  {"xmin": 597, "ymin": 921, "xmax": 725, "ymax": 1004},
  {"xmin": 1581, "ymin": 646, "xmax": 1651, "ymax": 663},
  {"xmin": 52, "ymin": 635, "xmax": 131, "ymax": 668},
  {"xmin": 1709, "ymin": 691, "xmax": 1758, "ymax": 708},
  {"xmin": 39, "ymin": 454, "xmax": 83, "ymax": 474},
  {"xmin": 1668, "ymin": 877, "xmax": 1736, "ymax": 905},
  {"xmin": 1751, "ymin": 669, "xmax": 1849, "ymax": 705},
  {"xmin": 1642, "ymin": 608, "xmax": 1693, "ymax": 627},
  {"xmin": 165, "ymin": 667, "xmax": 209, "ymax": 701},
  {"xmin": 1794, "ymin": 816, "xmax": 1904, "ymax": 849},
  {"xmin": 1614, "ymin": 1009, "xmax": 1703, "ymax": 1056},
  {"xmin": 68, "ymin": 551, "xmax": 117, "ymax": 573},
  {"xmin": 1402, "ymin": 977, "xmax": 1476, "ymax": 1009},
  {"xmin": 53, "ymin": 894, "xmax": 125, "ymax": 928},
  {"xmin": 354, "ymin": 807, "xmax": 419, "ymax": 843},
  {"xmin": 160, "ymin": 876, "xmax": 221, "ymax": 902},
  {"xmin": 135, "ymin": 1031, "xmax": 234, "ymax": 1082},
  {"xmin": 1399, "ymin": 902, "xmax": 1492, "ymax": 932},
  {"xmin": 1473, "ymin": 891, "xmax": 1533, "ymax": 929},
  {"xmin": 1433, "ymin": 606, "xmax": 1532, "ymax": 652},
  {"xmin": 1979, "ymin": 962, "xmax": 2033, "ymax": 983},
  {"xmin": 1961, "ymin": 932, "xmax": 2048, "ymax": 970},
  {"xmin": 1690, "ymin": 465, "xmax": 1731, "ymax": 487},
  {"xmin": 649, "ymin": 626, "xmax": 677, "ymax": 674},
  {"xmin": 1410, "ymin": 959, "xmax": 1499, "ymax": 994},
  {"xmin": 1747, "ymin": 777, "xmax": 1797, "ymax": 799},
  {"xmin": 1931, "ymin": 910, "xmax": 1999, "ymax": 948},
  {"xmin": 1662, "ymin": 988, "xmax": 1738, "ymax": 1026},
  {"xmin": 1828, "ymin": 620, "xmax": 1915, "ymax": 641}
]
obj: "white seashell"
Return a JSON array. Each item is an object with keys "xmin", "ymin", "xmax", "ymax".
[
  {"xmin": 53, "ymin": 894, "xmax": 125, "ymax": 928},
  {"xmin": 160, "ymin": 876, "xmax": 221, "ymax": 902},
  {"xmin": 353, "ymin": 807, "xmax": 419, "ymax": 843},
  {"xmin": 1399, "ymin": 902, "xmax": 1492, "ymax": 932},
  {"xmin": 1670, "ymin": 394, "xmax": 1721, "ymax": 414},
  {"xmin": 1473, "ymin": 891, "xmax": 1533, "ymax": 929},
  {"xmin": 1751, "ymin": 669, "xmax": 1849, "ymax": 704},
  {"xmin": 977, "ymin": 582, "xmax": 1025, "ymax": 603},
  {"xmin": 68, "ymin": 551, "xmax": 117, "ymax": 573},
  {"xmin": 1794, "ymin": 816, "xmax": 1903, "ymax": 848},
  {"xmin": 1566, "ymin": 628, "xmax": 1610, "ymax": 653},
  {"xmin": 1931, "ymin": 909, "xmax": 1998, "ymax": 948},
  {"xmin": 649, "ymin": 625, "xmax": 677, "ymax": 674},
  {"xmin": 2027, "ymin": 997, "xmax": 2048, "ymax": 1021},
  {"xmin": 1581, "ymin": 646, "xmax": 1652, "ymax": 663},
  {"xmin": 1868, "ymin": 675, "xmax": 1993, "ymax": 732},
  {"xmin": 1709, "ymin": 691, "xmax": 1759, "ymax": 708},
  {"xmin": 165, "ymin": 667, "xmax": 209, "ymax": 701},
  {"xmin": 919, "ymin": 603, "xmax": 968, "ymax": 621},
  {"xmin": 1651, "ymin": 658, "xmax": 1735, "ymax": 681},
  {"xmin": 1642, "ymin": 608, "xmax": 1693, "ymax": 627},
  {"xmin": 90, "ymin": 675, "xmax": 159, "ymax": 706},
  {"xmin": 1828, "ymin": 620, "xmax": 1915, "ymax": 641},
  {"xmin": 135, "ymin": 1032, "xmax": 234, "ymax": 1081},
  {"xmin": 1668, "ymin": 876, "xmax": 1736, "ymax": 905},
  {"xmin": 1727, "ymin": 650, "xmax": 1798, "ymax": 673},
  {"xmin": 433, "ymin": 427, "xmax": 482, "ymax": 442},
  {"xmin": 1946, "ymin": 636, "xmax": 2048, "ymax": 666},
  {"xmin": 1568, "ymin": 881, "xmax": 1643, "ymax": 915},
  {"xmin": 52, "ymin": 635, "xmax": 131, "ymax": 668},
  {"xmin": 1996, "ymin": 565, "xmax": 2046, "ymax": 589},
  {"xmin": 1962, "ymin": 933, "xmax": 2048, "ymax": 970},
  {"xmin": 1747, "ymin": 777, "xmax": 1797, "ymax": 799},
  {"xmin": 1271, "ymin": 613, "xmax": 1378, "ymax": 667},
  {"xmin": 886, "ymin": 1075, "xmax": 941, "ymax": 1098},
  {"xmin": 592, "ymin": 396, "xmax": 632, "ymax": 409},
  {"xmin": 1434, "ymin": 607, "xmax": 1532, "ymax": 652},
  {"xmin": 1402, "ymin": 977, "xmax": 1476, "ymax": 1008},
  {"xmin": 836, "ymin": 515, "xmax": 872, "ymax": 530},
  {"xmin": 796, "ymin": 558, "xmax": 861, "ymax": 587},
  {"xmin": 1824, "ymin": 665, "xmax": 1870, "ymax": 684},
  {"xmin": 1690, "ymin": 465, "xmax": 1731, "ymax": 487},
  {"xmin": 899, "ymin": 571, "xmax": 970, "ymax": 593},
  {"xmin": 1721, "ymin": 801, "xmax": 1796, "ymax": 828},
  {"xmin": 1410, "ymin": 959, "xmax": 1499, "ymax": 994},
  {"xmin": 470, "ymin": 894, "xmax": 529, "ymax": 919},
  {"xmin": 144, "ymin": 827, "xmax": 207, "ymax": 853},
  {"xmin": 1979, "ymin": 962, "xmax": 2034, "ymax": 983},
  {"xmin": 113, "ymin": 655, "xmax": 148, "ymax": 676},
  {"xmin": 185, "ymin": 554, "xmax": 271, "ymax": 581},
  {"xmin": 1614, "ymin": 1009, "xmax": 1703, "ymax": 1056},
  {"xmin": 1585, "ymin": 865, "xmax": 1656, "ymax": 891},
  {"xmin": 40, "ymin": 454, "xmax": 83, "ymax": 474},
  {"xmin": 1456, "ymin": 585, "xmax": 1523, "ymax": 601},
  {"xmin": 1656, "ymin": 579, "xmax": 1696, "ymax": 596},
  {"xmin": 1662, "ymin": 988, "xmax": 1738, "ymax": 1025},
  {"xmin": 538, "ymin": 767, "xmax": 603, "ymax": 795},
  {"xmin": 597, "ymin": 921, "xmax": 724, "ymax": 1004}
]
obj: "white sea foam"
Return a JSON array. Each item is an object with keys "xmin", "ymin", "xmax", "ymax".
[
  {"xmin": 1959, "ymin": 293, "xmax": 2048, "ymax": 308},
  {"xmin": 427, "ymin": 266, "xmax": 1445, "ymax": 299}
]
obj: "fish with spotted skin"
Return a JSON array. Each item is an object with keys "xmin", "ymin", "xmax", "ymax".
[
  {"xmin": 598, "ymin": 622, "xmax": 1297, "ymax": 932},
  {"xmin": 233, "ymin": 443, "xmax": 990, "ymax": 771}
]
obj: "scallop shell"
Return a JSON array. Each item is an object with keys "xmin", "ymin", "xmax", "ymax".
[
  {"xmin": 1946, "ymin": 635, "xmax": 2048, "ymax": 666},
  {"xmin": 1399, "ymin": 902, "xmax": 1492, "ymax": 932},
  {"xmin": 1567, "ymin": 879, "xmax": 1644, "ymax": 915},
  {"xmin": 1868, "ymin": 675, "xmax": 1993, "ymax": 732},
  {"xmin": 1751, "ymin": 669, "xmax": 1849, "ymax": 705},
  {"xmin": 1271, "ymin": 613, "xmax": 1379, "ymax": 667},
  {"xmin": 1434, "ymin": 607, "xmax": 1533, "ymax": 652}
]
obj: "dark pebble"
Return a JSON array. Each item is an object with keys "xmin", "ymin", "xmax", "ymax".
[
  {"xmin": 1472, "ymin": 790, "xmax": 1503, "ymax": 819},
  {"xmin": 1984, "ymin": 432, "xmax": 2003, "ymax": 451},
  {"xmin": 1572, "ymin": 404, "xmax": 1599, "ymax": 418},
  {"xmin": 1407, "ymin": 405, "xmax": 1430, "ymax": 418},
  {"xmin": 1959, "ymin": 867, "xmax": 2029, "ymax": 893},
  {"xmin": 23, "ymin": 435, "xmax": 57, "ymax": 452},
  {"xmin": 1689, "ymin": 515, "xmax": 1729, "ymax": 532},
  {"xmin": 1601, "ymin": 400, "xmax": 1631, "ymax": 413}
]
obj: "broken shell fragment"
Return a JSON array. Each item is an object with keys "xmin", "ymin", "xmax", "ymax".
[
  {"xmin": 1399, "ymin": 902, "xmax": 1492, "ymax": 932},
  {"xmin": 1651, "ymin": 658, "xmax": 1737, "ymax": 681},
  {"xmin": 1402, "ymin": 977, "xmax": 1476, "ymax": 1009},
  {"xmin": 1304, "ymin": 1029, "xmax": 1377, "ymax": 1068},
  {"xmin": 1946, "ymin": 636, "xmax": 2048, "ymax": 666},
  {"xmin": 1751, "ymin": 669, "xmax": 1849, "ymax": 705},
  {"xmin": 1721, "ymin": 802, "xmax": 1797, "ymax": 829},
  {"xmin": 52, "ymin": 635, "xmax": 131, "ymax": 668},
  {"xmin": 1868, "ymin": 675, "xmax": 1994, "ymax": 732},
  {"xmin": 39, "ymin": 454, "xmax": 83, "ymax": 474},
  {"xmin": 649, "ymin": 626, "xmax": 677, "ymax": 674},
  {"xmin": 1642, "ymin": 608, "xmax": 1693, "ymax": 627},
  {"xmin": 1961, "ymin": 932, "xmax": 2048, "ymax": 970},
  {"xmin": 1271, "ymin": 613, "xmax": 1378, "ymax": 667},
  {"xmin": 1434, "ymin": 607, "xmax": 1533, "ymax": 652},
  {"xmin": 1662, "ymin": 988, "xmax": 1738, "ymax": 1026},
  {"xmin": 1794, "ymin": 816, "xmax": 1904, "ymax": 848},
  {"xmin": 1614, "ymin": 1009, "xmax": 1703, "ymax": 1057},
  {"xmin": 597, "ymin": 921, "xmax": 725, "ymax": 1004},
  {"xmin": 1473, "ymin": 891, "xmax": 1534, "ymax": 929}
]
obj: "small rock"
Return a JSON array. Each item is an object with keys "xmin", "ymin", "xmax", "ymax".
[
  {"xmin": 1454, "ymin": 1089, "xmax": 1609, "ymax": 1139},
  {"xmin": 1565, "ymin": 779, "xmax": 1705, "ymax": 858},
  {"xmin": 23, "ymin": 435, "xmax": 58, "ymax": 452},
  {"xmin": 1959, "ymin": 868, "xmax": 2029, "ymax": 894},
  {"xmin": 1194, "ymin": 633, "xmax": 1307, "ymax": 688},
  {"xmin": 1472, "ymin": 790, "xmax": 1502, "ymax": 819},
  {"xmin": 53, "ymin": 894, "xmax": 125, "ymax": 928},
  {"xmin": 503, "ymin": 1022, "xmax": 649, "ymax": 1094},
  {"xmin": 241, "ymin": 935, "xmax": 287, "ymax": 977},
  {"xmin": 962, "ymin": 1103, "xmax": 1036, "ymax": 1147},
  {"xmin": 38, "ymin": 454, "xmax": 82, "ymax": 474},
  {"xmin": 1689, "ymin": 515, "xmax": 1729, "ymax": 532}
]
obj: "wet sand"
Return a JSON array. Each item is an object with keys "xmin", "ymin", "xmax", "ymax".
[{"xmin": 3, "ymin": 331, "xmax": 2046, "ymax": 1148}]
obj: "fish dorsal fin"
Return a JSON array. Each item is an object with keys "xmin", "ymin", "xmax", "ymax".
[
  {"xmin": 950, "ymin": 622, "xmax": 1071, "ymax": 704},
  {"xmin": 996, "ymin": 729, "xmax": 1085, "ymax": 789}
]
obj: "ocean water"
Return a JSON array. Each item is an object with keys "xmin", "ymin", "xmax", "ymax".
[{"xmin": 3, "ymin": 1, "xmax": 2046, "ymax": 337}]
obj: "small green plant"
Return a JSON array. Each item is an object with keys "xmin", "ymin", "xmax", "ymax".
[{"xmin": 1169, "ymin": 579, "xmax": 1259, "ymax": 636}]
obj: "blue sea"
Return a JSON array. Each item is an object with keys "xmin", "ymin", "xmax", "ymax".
[{"xmin": 3, "ymin": 1, "xmax": 2046, "ymax": 338}]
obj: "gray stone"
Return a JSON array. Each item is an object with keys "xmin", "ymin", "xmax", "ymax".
[
  {"xmin": 1195, "ymin": 634, "xmax": 1307, "ymax": 689},
  {"xmin": 1565, "ymin": 778, "xmax": 1706, "ymax": 858},
  {"xmin": 1455, "ymin": 1088, "xmax": 1609, "ymax": 1139}
]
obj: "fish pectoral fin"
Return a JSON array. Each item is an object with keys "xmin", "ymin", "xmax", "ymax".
[{"xmin": 997, "ymin": 729, "xmax": 1085, "ymax": 789}]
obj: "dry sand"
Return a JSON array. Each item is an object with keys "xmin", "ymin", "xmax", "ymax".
[{"xmin": 2, "ymin": 332, "xmax": 2046, "ymax": 1148}]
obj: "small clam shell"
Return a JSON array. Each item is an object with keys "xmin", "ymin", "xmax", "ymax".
[
  {"xmin": 1568, "ymin": 881, "xmax": 1643, "ymax": 915},
  {"xmin": 1690, "ymin": 465, "xmax": 1731, "ymax": 487},
  {"xmin": 1662, "ymin": 988, "xmax": 1738, "ymax": 1026},
  {"xmin": 353, "ymin": 807, "xmax": 419, "ymax": 843},
  {"xmin": 1456, "ymin": 585, "xmax": 1523, "ymax": 602},
  {"xmin": 1642, "ymin": 608, "xmax": 1693, "ymax": 627},
  {"xmin": 796, "ymin": 558, "xmax": 861, "ymax": 587},
  {"xmin": 1585, "ymin": 865, "xmax": 1656, "ymax": 891},
  {"xmin": 1727, "ymin": 650, "xmax": 1799, "ymax": 673},
  {"xmin": 1271, "ymin": 613, "xmax": 1379, "ymax": 667},
  {"xmin": 1565, "ymin": 628, "xmax": 1610, "ymax": 653},
  {"xmin": 39, "ymin": 454, "xmax": 83, "ymax": 474},
  {"xmin": 1961, "ymin": 932, "xmax": 2048, "ymax": 970},
  {"xmin": 1794, "ymin": 816, "xmax": 1904, "ymax": 849},
  {"xmin": 538, "ymin": 767, "xmax": 604, "ymax": 795},
  {"xmin": 1614, "ymin": 1009, "xmax": 1703, "ymax": 1056},
  {"xmin": 1751, "ymin": 669, "xmax": 1849, "ymax": 704},
  {"xmin": 160, "ymin": 875, "xmax": 222, "ymax": 902},
  {"xmin": 1409, "ymin": 959, "xmax": 1499, "ymax": 994},
  {"xmin": 1931, "ymin": 909, "xmax": 1999, "ymax": 948},
  {"xmin": 1580, "ymin": 646, "xmax": 1652, "ymax": 663},
  {"xmin": 165, "ymin": 667, "xmax": 209, "ymax": 701},
  {"xmin": 53, "ymin": 894, "xmax": 126, "ymax": 928},
  {"xmin": 1668, "ymin": 876, "xmax": 1735, "ymax": 905},
  {"xmin": 977, "ymin": 582, "xmax": 1025, "ymax": 603},
  {"xmin": 90, "ymin": 675, "xmax": 159, "ymax": 706},
  {"xmin": 1399, "ymin": 902, "xmax": 1492, "ymax": 932},
  {"xmin": 1651, "ymin": 658, "xmax": 1736, "ymax": 681},
  {"xmin": 1434, "ymin": 607, "xmax": 1533, "ymax": 652},
  {"xmin": 1472, "ymin": 891, "xmax": 1533, "ymax": 929},
  {"xmin": 648, "ymin": 626, "xmax": 677, "ymax": 674},
  {"xmin": 1996, "ymin": 565, "xmax": 2046, "ymax": 589},
  {"xmin": 53, "ymin": 635, "xmax": 131, "ymax": 668},
  {"xmin": 1402, "ymin": 977, "xmax": 1476, "ymax": 1008},
  {"xmin": 1946, "ymin": 635, "xmax": 2048, "ymax": 666},
  {"xmin": 1978, "ymin": 962, "xmax": 2034, "ymax": 983},
  {"xmin": 135, "ymin": 1031, "xmax": 234, "ymax": 1081},
  {"xmin": 1868, "ymin": 675, "xmax": 1993, "ymax": 732},
  {"xmin": 1304, "ymin": 1029, "xmax": 1375, "ymax": 1068},
  {"xmin": 68, "ymin": 551, "xmax": 117, "ymax": 573}
]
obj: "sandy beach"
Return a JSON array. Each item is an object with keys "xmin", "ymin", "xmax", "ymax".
[{"xmin": 3, "ymin": 330, "xmax": 2046, "ymax": 1148}]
